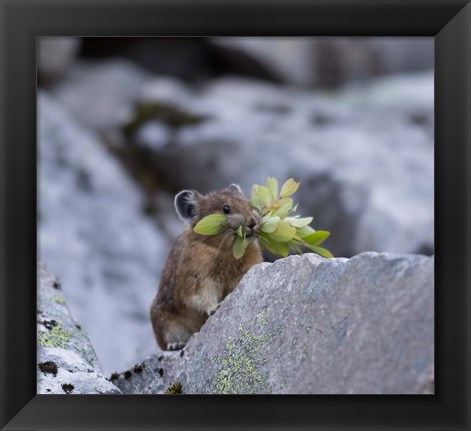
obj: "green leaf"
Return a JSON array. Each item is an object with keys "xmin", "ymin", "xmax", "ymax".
[
  {"xmin": 302, "ymin": 230, "xmax": 330, "ymax": 246},
  {"xmin": 250, "ymin": 185, "xmax": 262, "ymax": 211},
  {"xmin": 193, "ymin": 214, "xmax": 227, "ymax": 235},
  {"xmin": 249, "ymin": 178, "xmax": 332, "ymax": 258},
  {"xmin": 233, "ymin": 235, "xmax": 248, "ymax": 259},
  {"xmin": 270, "ymin": 220, "xmax": 297, "ymax": 242},
  {"xmin": 296, "ymin": 225, "xmax": 316, "ymax": 238},
  {"xmin": 260, "ymin": 212, "xmax": 272, "ymax": 224},
  {"xmin": 285, "ymin": 216, "xmax": 313, "ymax": 228},
  {"xmin": 272, "ymin": 198, "xmax": 293, "ymax": 219},
  {"xmin": 307, "ymin": 245, "xmax": 334, "ymax": 259},
  {"xmin": 287, "ymin": 240, "xmax": 303, "ymax": 255},
  {"xmin": 258, "ymin": 234, "xmax": 289, "ymax": 257},
  {"xmin": 280, "ymin": 178, "xmax": 300, "ymax": 197},
  {"xmin": 257, "ymin": 185, "xmax": 273, "ymax": 209},
  {"xmin": 261, "ymin": 215, "xmax": 280, "ymax": 233},
  {"xmin": 266, "ymin": 177, "xmax": 278, "ymax": 200},
  {"xmin": 237, "ymin": 226, "xmax": 243, "ymax": 237},
  {"xmin": 258, "ymin": 239, "xmax": 266, "ymax": 252}
]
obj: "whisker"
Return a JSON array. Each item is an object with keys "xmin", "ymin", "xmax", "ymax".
[
  {"xmin": 190, "ymin": 229, "xmax": 227, "ymax": 247},
  {"xmin": 214, "ymin": 231, "xmax": 233, "ymax": 258}
]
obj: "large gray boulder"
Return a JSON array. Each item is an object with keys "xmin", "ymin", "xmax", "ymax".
[
  {"xmin": 37, "ymin": 265, "xmax": 121, "ymax": 394},
  {"xmin": 113, "ymin": 252, "xmax": 434, "ymax": 394},
  {"xmin": 38, "ymin": 92, "xmax": 169, "ymax": 375}
]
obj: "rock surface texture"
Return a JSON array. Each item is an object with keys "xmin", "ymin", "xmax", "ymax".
[
  {"xmin": 38, "ymin": 92, "xmax": 169, "ymax": 375},
  {"xmin": 37, "ymin": 265, "xmax": 121, "ymax": 394},
  {"xmin": 113, "ymin": 252, "xmax": 434, "ymax": 394}
]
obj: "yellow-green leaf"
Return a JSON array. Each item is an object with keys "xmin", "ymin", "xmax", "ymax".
[
  {"xmin": 260, "ymin": 212, "xmax": 272, "ymax": 224},
  {"xmin": 266, "ymin": 177, "xmax": 278, "ymax": 200},
  {"xmin": 296, "ymin": 225, "xmax": 316, "ymax": 237},
  {"xmin": 258, "ymin": 185, "xmax": 273, "ymax": 209},
  {"xmin": 193, "ymin": 214, "xmax": 227, "ymax": 235},
  {"xmin": 286, "ymin": 216, "xmax": 313, "ymax": 228},
  {"xmin": 258, "ymin": 234, "xmax": 289, "ymax": 257},
  {"xmin": 237, "ymin": 226, "xmax": 243, "ymax": 237},
  {"xmin": 287, "ymin": 240, "xmax": 303, "ymax": 254},
  {"xmin": 280, "ymin": 178, "xmax": 300, "ymax": 197},
  {"xmin": 233, "ymin": 235, "xmax": 248, "ymax": 259},
  {"xmin": 308, "ymin": 245, "xmax": 333, "ymax": 258},
  {"xmin": 272, "ymin": 198, "xmax": 293, "ymax": 218},
  {"xmin": 250, "ymin": 185, "xmax": 262, "ymax": 211},
  {"xmin": 261, "ymin": 215, "xmax": 280, "ymax": 233},
  {"xmin": 303, "ymin": 230, "xmax": 330, "ymax": 246},
  {"xmin": 270, "ymin": 220, "xmax": 297, "ymax": 242}
]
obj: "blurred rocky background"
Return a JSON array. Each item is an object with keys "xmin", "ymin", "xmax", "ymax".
[{"xmin": 38, "ymin": 37, "xmax": 434, "ymax": 377}]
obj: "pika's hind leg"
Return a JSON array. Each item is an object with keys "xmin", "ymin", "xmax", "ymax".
[
  {"xmin": 153, "ymin": 312, "xmax": 194, "ymax": 351},
  {"xmin": 167, "ymin": 341, "xmax": 186, "ymax": 351},
  {"xmin": 164, "ymin": 320, "xmax": 193, "ymax": 350}
]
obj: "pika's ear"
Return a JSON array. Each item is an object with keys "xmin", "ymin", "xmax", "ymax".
[
  {"xmin": 175, "ymin": 190, "xmax": 201, "ymax": 223},
  {"xmin": 229, "ymin": 184, "xmax": 243, "ymax": 194}
]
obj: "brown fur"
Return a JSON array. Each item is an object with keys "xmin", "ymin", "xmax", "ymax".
[{"xmin": 150, "ymin": 185, "xmax": 263, "ymax": 351}]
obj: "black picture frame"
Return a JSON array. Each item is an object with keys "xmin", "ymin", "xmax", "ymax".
[{"xmin": 1, "ymin": 1, "xmax": 470, "ymax": 430}]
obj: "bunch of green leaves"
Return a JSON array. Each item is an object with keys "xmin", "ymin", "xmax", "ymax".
[
  {"xmin": 250, "ymin": 178, "xmax": 332, "ymax": 259},
  {"xmin": 192, "ymin": 178, "xmax": 333, "ymax": 260},
  {"xmin": 192, "ymin": 214, "xmax": 249, "ymax": 259}
]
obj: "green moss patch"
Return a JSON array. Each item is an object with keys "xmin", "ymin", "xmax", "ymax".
[
  {"xmin": 53, "ymin": 295, "xmax": 66, "ymax": 305},
  {"xmin": 38, "ymin": 324, "xmax": 73, "ymax": 349},
  {"xmin": 165, "ymin": 383, "xmax": 183, "ymax": 395},
  {"xmin": 209, "ymin": 325, "xmax": 273, "ymax": 394}
]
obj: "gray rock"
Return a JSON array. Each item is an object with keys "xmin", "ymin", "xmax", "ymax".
[
  {"xmin": 52, "ymin": 59, "xmax": 152, "ymax": 131},
  {"xmin": 114, "ymin": 252, "xmax": 434, "ymax": 394},
  {"xmin": 38, "ymin": 92, "xmax": 169, "ymax": 375},
  {"xmin": 212, "ymin": 37, "xmax": 433, "ymax": 88},
  {"xmin": 38, "ymin": 37, "xmax": 81, "ymax": 85},
  {"xmin": 37, "ymin": 265, "xmax": 121, "ymax": 394},
  {"xmin": 212, "ymin": 38, "xmax": 318, "ymax": 87},
  {"xmin": 79, "ymin": 38, "xmax": 217, "ymax": 82}
]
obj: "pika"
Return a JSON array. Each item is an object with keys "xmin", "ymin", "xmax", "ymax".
[{"xmin": 150, "ymin": 184, "xmax": 263, "ymax": 351}]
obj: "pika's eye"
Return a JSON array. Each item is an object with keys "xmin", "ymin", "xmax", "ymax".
[{"xmin": 223, "ymin": 205, "xmax": 231, "ymax": 214}]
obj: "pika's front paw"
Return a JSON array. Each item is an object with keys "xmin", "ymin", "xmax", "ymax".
[
  {"xmin": 206, "ymin": 303, "xmax": 220, "ymax": 317},
  {"xmin": 167, "ymin": 341, "xmax": 186, "ymax": 351}
]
